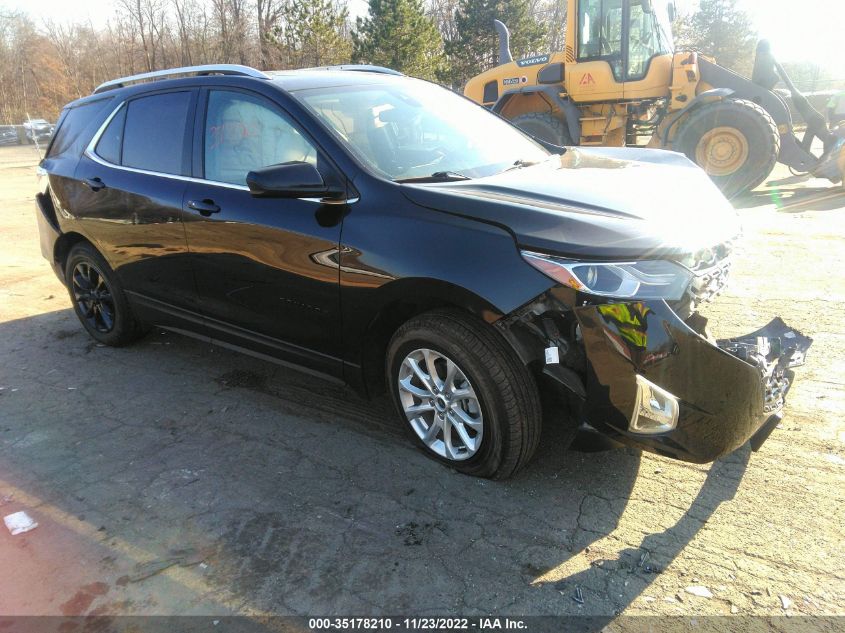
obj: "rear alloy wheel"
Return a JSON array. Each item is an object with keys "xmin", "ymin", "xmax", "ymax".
[
  {"xmin": 65, "ymin": 242, "xmax": 146, "ymax": 346},
  {"xmin": 675, "ymin": 98, "xmax": 780, "ymax": 198},
  {"xmin": 71, "ymin": 261, "xmax": 116, "ymax": 334},
  {"xmin": 387, "ymin": 309, "xmax": 541, "ymax": 479}
]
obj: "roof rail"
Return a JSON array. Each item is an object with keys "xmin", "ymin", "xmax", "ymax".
[
  {"xmin": 93, "ymin": 64, "xmax": 270, "ymax": 94},
  {"xmin": 299, "ymin": 64, "xmax": 404, "ymax": 76}
]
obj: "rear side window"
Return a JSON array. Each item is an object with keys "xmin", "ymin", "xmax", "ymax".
[
  {"xmin": 95, "ymin": 106, "xmax": 126, "ymax": 165},
  {"xmin": 122, "ymin": 92, "xmax": 191, "ymax": 175},
  {"xmin": 47, "ymin": 98, "xmax": 113, "ymax": 159}
]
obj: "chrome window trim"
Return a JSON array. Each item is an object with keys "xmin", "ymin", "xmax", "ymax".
[
  {"xmin": 85, "ymin": 99, "xmax": 250, "ymax": 192},
  {"xmin": 84, "ymin": 98, "xmax": 359, "ymax": 203}
]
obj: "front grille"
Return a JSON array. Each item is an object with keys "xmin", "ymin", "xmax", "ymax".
[
  {"xmin": 684, "ymin": 241, "xmax": 733, "ymax": 305},
  {"xmin": 688, "ymin": 258, "xmax": 731, "ymax": 304},
  {"xmin": 669, "ymin": 242, "xmax": 732, "ymax": 319}
]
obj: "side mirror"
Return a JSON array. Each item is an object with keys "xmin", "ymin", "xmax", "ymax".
[{"xmin": 246, "ymin": 161, "xmax": 339, "ymax": 199}]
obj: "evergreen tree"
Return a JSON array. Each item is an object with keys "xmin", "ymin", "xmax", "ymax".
[
  {"xmin": 273, "ymin": 0, "xmax": 352, "ymax": 69},
  {"xmin": 674, "ymin": 0, "xmax": 757, "ymax": 76},
  {"xmin": 352, "ymin": 0, "xmax": 447, "ymax": 81},
  {"xmin": 446, "ymin": 0, "xmax": 545, "ymax": 88}
]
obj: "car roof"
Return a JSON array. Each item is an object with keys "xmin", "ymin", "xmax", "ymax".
[
  {"xmin": 64, "ymin": 66, "xmax": 413, "ymax": 111},
  {"xmin": 265, "ymin": 68, "xmax": 410, "ymax": 92}
]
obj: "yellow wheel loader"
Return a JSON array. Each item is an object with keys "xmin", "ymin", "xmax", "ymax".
[{"xmin": 463, "ymin": 0, "xmax": 845, "ymax": 197}]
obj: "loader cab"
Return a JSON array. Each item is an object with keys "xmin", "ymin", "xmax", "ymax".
[{"xmin": 567, "ymin": 0, "xmax": 675, "ymax": 102}]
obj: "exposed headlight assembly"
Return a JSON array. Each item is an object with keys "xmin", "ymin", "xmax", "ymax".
[{"xmin": 521, "ymin": 251, "xmax": 693, "ymax": 300}]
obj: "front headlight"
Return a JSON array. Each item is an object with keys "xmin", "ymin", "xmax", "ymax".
[{"xmin": 521, "ymin": 251, "xmax": 693, "ymax": 300}]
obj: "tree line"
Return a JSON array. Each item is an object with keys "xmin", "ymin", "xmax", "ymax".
[
  {"xmin": 0, "ymin": 0, "xmax": 560, "ymax": 123},
  {"xmin": 0, "ymin": 0, "xmax": 833, "ymax": 124}
]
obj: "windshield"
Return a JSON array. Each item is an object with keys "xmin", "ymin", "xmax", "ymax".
[{"xmin": 294, "ymin": 79, "xmax": 550, "ymax": 181}]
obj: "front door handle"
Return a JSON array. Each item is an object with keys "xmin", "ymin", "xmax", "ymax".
[
  {"xmin": 83, "ymin": 177, "xmax": 105, "ymax": 192},
  {"xmin": 187, "ymin": 199, "xmax": 221, "ymax": 216}
]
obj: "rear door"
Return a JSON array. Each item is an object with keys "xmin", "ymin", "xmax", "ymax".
[
  {"xmin": 73, "ymin": 89, "xmax": 201, "ymax": 320},
  {"xmin": 182, "ymin": 87, "xmax": 345, "ymax": 377}
]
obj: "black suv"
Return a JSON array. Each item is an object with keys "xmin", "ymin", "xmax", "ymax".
[{"xmin": 36, "ymin": 64, "xmax": 810, "ymax": 479}]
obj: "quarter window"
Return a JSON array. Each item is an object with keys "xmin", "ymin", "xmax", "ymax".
[
  {"xmin": 122, "ymin": 91, "xmax": 192, "ymax": 175},
  {"xmin": 47, "ymin": 98, "xmax": 113, "ymax": 159},
  {"xmin": 204, "ymin": 90, "xmax": 317, "ymax": 186},
  {"xmin": 95, "ymin": 106, "xmax": 126, "ymax": 165}
]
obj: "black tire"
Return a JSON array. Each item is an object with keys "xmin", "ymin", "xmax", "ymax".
[
  {"xmin": 64, "ymin": 242, "xmax": 146, "ymax": 346},
  {"xmin": 386, "ymin": 309, "xmax": 541, "ymax": 479},
  {"xmin": 511, "ymin": 112, "xmax": 574, "ymax": 146},
  {"xmin": 675, "ymin": 98, "xmax": 780, "ymax": 198}
]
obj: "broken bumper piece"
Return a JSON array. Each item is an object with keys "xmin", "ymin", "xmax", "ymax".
[{"xmin": 574, "ymin": 301, "xmax": 812, "ymax": 463}]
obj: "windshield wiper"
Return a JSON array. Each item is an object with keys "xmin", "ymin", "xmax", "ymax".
[{"xmin": 395, "ymin": 170, "xmax": 472, "ymax": 183}]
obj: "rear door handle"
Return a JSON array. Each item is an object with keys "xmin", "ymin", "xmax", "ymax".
[
  {"xmin": 187, "ymin": 199, "xmax": 221, "ymax": 216},
  {"xmin": 83, "ymin": 177, "xmax": 105, "ymax": 192}
]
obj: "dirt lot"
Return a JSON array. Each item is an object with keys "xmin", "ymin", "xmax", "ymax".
[{"xmin": 0, "ymin": 143, "xmax": 843, "ymax": 621}]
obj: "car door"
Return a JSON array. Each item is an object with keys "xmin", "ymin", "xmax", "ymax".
[
  {"xmin": 73, "ymin": 89, "xmax": 201, "ymax": 321},
  {"xmin": 182, "ymin": 87, "xmax": 346, "ymax": 378},
  {"xmin": 567, "ymin": 0, "xmax": 627, "ymax": 103}
]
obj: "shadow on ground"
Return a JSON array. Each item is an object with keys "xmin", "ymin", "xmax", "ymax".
[{"xmin": 0, "ymin": 308, "xmax": 748, "ymax": 618}]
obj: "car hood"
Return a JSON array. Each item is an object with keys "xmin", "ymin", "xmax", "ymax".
[{"xmin": 400, "ymin": 147, "xmax": 741, "ymax": 259}]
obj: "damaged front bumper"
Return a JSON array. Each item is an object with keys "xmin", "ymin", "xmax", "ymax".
[
  {"xmin": 501, "ymin": 289, "xmax": 812, "ymax": 463},
  {"xmin": 575, "ymin": 301, "xmax": 811, "ymax": 462}
]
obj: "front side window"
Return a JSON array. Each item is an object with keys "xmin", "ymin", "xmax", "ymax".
[
  {"xmin": 204, "ymin": 90, "xmax": 318, "ymax": 186},
  {"xmin": 122, "ymin": 91, "xmax": 192, "ymax": 176},
  {"xmin": 295, "ymin": 80, "xmax": 549, "ymax": 181}
]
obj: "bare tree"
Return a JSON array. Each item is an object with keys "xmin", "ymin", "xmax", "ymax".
[
  {"xmin": 257, "ymin": 0, "xmax": 284, "ymax": 68},
  {"xmin": 172, "ymin": 0, "xmax": 195, "ymax": 64},
  {"xmin": 42, "ymin": 20, "xmax": 84, "ymax": 99}
]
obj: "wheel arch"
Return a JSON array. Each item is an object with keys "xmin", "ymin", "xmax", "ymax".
[
  {"xmin": 661, "ymin": 87, "xmax": 735, "ymax": 145},
  {"xmin": 54, "ymin": 231, "xmax": 97, "ymax": 276},
  {"xmin": 356, "ymin": 278, "xmax": 507, "ymax": 398},
  {"xmin": 697, "ymin": 57, "xmax": 794, "ymax": 129},
  {"xmin": 493, "ymin": 86, "xmax": 582, "ymax": 145}
]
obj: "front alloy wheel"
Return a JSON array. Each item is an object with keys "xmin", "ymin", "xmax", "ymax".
[
  {"xmin": 387, "ymin": 309, "xmax": 542, "ymax": 479},
  {"xmin": 397, "ymin": 348, "xmax": 483, "ymax": 460}
]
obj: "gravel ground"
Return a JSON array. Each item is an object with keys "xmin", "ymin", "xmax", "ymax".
[{"xmin": 0, "ymin": 144, "xmax": 843, "ymax": 621}]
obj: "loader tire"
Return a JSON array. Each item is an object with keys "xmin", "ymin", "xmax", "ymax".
[
  {"xmin": 675, "ymin": 98, "xmax": 780, "ymax": 198},
  {"xmin": 511, "ymin": 112, "xmax": 574, "ymax": 147}
]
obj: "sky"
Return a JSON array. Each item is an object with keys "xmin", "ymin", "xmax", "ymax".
[
  {"xmin": 2, "ymin": 0, "xmax": 842, "ymax": 77},
  {"xmin": 685, "ymin": 0, "xmax": 845, "ymax": 76}
]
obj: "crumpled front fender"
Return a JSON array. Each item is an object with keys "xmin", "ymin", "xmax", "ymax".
[{"xmin": 574, "ymin": 300, "xmax": 811, "ymax": 462}]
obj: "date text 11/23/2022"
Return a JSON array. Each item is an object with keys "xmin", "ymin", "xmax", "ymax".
[{"xmin": 308, "ymin": 617, "xmax": 528, "ymax": 630}]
